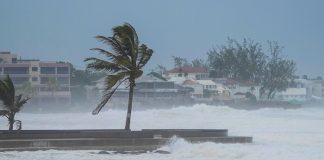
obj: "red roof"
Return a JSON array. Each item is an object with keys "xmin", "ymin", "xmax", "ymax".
[{"xmin": 166, "ymin": 67, "xmax": 208, "ymax": 74}]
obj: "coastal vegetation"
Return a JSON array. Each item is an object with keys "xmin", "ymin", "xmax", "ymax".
[
  {"xmin": 207, "ymin": 39, "xmax": 296, "ymax": 99},
  {"xmin": 0, "ymin": 75, "xmax": 30, "ymax": 131},
  {"xmin": 85, "ymin": 23, "xmax": 153, "ymax": 130},
  {"xmin": 170, "ymin": 38, "xmax": 296, "ymax": 100}
]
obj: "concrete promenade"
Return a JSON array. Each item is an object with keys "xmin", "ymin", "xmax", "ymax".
[{"xmin": 0, "ymin": 129, "xmax": 252, "ymax": 151}]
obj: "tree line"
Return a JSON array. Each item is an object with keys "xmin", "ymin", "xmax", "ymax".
[{"xmin": 166, "ymin": 38, "xmax": 296, "ymax": 99}]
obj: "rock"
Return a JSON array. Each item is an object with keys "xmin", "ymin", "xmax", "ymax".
[
  {"xmin": 97, "ymin": 151, "xmax": 111, "ymax": 154},
  {"xmin": 154, "ymin": 150, "xmax": 170, "ymax": 154}
]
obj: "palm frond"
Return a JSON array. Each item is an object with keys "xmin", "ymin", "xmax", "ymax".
[
  {"xmin": 125, "ymin": 23, "xmax": 139, "ymax": 48},
  {"xmin": 90, "ymin": 48, "xmax": 132, "ymax": 69},
  {"xmin": 90, "ymin": 48, "xmax": 118, "ymax": 59},
  {"xmin": 84, "ymin": 57, "xmax": 122, "ymax": 73},
  {"xmin": 15, "ymin": 94, "xmax": 30, "ymax": 109},
  {"xmin": 95, "ymin": 36, "xmax": 130, "ymax": 59},
  {"xmin": 134, "ymin": 70, "xmax": 143, "ymax": 79},
  {"xmin": 113, "ymin": 23, "xmax": 139, "ymax": 47},
  {"xmin": 137, "ymin": 45, "xmax": 153, "ymax": 68},
  {"xmin": 104, "ymin": 72, "xmax": 129, "ymax": 91},
  {"xmin": 0, "ymin": 75, "xmax": 14, "ymax": 108},
  {"xmin": 0, "ymin": 81, "xmax": 10, "ymax": 107},
  {"xmin": 125, "ymin": 23, "xmax": 140, "ymax": 61},
  {"xmin": 0, "ymin": 110, "xmax": 9, "ymax": 118},
  {"xmin": 112, "ymin": 24, "xmax": 139, "ymax": 59},
  {"xmin": 3, "ymin": 75, "xmax": 15, "ymax": 101},
  {"xmin": 92, "ymin": 78, "xmax": 128, "ymax": 115}
]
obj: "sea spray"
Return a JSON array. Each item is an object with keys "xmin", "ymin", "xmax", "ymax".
[{"xmin": 0, "ymin": 104, "xmax": 324, "ymax": 159}]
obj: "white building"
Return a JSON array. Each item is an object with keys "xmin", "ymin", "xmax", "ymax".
[
  {"xmin": 168, "ymin": 76, "xmax": 188, "ymax": 85},
  {"xmin": 163, "ymin": 66, "xmax": 209, "ymax": 80},
  {"xmin": 293, "ymin": 79, "xmax": 324, "ymax": 100},
  {"xmin": 182, "ymin": 79, "xmax": 204, "ymax": 99},
  {"xmin": 196, "ymin": 80, "xmax": 217, "ymax": 91},
  {"xmin": 218, "ymin": 79, "xmax": 260, "ymax": 100},
  {"xmin": 182, "ymin": 79, "xmax": 230, "ymax": 100},
  {"xmin": 276, "ymin": 88, "xmax": 307, "ymax": 102}
]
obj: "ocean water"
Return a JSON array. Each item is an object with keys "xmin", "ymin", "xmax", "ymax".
[{"xmin": 0, "ymin": 104, "xmax": 324, "ymax": 160}]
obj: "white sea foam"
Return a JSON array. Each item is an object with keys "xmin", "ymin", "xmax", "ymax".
[{"xmin": 0, "ymin": 104, "xmax": 324, "ymax": 160}]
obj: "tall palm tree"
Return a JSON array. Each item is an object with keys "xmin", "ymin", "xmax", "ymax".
[
  {"xmin": 85, "ymin": 23, "xmax": 153, "ymax": 130},
  {"xmin": 0, "ymin": 75, "xmax": 30, "ymax": 131}
]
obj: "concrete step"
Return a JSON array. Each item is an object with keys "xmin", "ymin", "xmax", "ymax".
[
  {"xmin": 0, "ymin": 136, "xmax": 252, "ymax": 152},
  {"xmin": 0, "ymin": 129, "xmax": 229, "ymax": 139}
]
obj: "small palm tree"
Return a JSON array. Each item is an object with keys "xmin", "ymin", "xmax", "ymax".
[
  {"xmin": 85, "ymin": 23, "xmax": 153, "ymax": 130},
  {"xmin": 17, "ymin": 81, "xmax": 37, "ymax": 97},
  {"xmin": 0, "ymin": 75, "xmax": 30, "ymax": 131},
  {"xmin": 47, "ymin": 77, "xmax": 59, "ymax": 96}
]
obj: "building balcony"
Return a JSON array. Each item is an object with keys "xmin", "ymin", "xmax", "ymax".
[
  {"xmin": 37, "ymin": 91, "xmax": 71, "ymax": 97},
  {"xmin": 137, "ymin": 89, "xmax": 178, "ymax": 93},
  {"xmin": 0, "ymin": 74, "xmax": 30, "ymax": 77},
  {"xmin": 0, "ymin": 63, "xmax": 30, "ymax": 67},
  {"xmin": 39, "ymin": 74, "xmax": 70, "ymax": 77},
  {"xmin": 56, "ymin": 74, "xmax": 70, "ymax": 77}
]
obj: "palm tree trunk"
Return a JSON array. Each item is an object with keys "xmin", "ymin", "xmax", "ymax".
[
  {"xmin": 8, "ymin": 112, "xmax": 14, "ymax": 131},
  {"xmin": 125, "ymin": 78, "xmax": 135, "ymax": 130}
]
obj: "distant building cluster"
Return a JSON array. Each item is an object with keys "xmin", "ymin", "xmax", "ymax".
[
  {"xmin": 2, "ymin": 51, "xmax": 323, "ymax": 111},
  {"xmin": 0, "ymin": 52, "xmax": 71, "ymax": 110},
  {"xmin": 91, "ymin": 65, "xmax": 324, "ymax": 106}
]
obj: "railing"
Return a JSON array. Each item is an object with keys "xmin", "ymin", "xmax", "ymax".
[{"xmin": 37, "ymin": 91, "xmax": 71, "ymax": 96}]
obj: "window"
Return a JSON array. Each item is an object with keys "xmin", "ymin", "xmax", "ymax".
[
  {"xmin": 155, "ymin": 82, "xmax": 174, "ymax": 89},
  {"xmin": 11, "ymin": 77, "xmax": 29, "ymax": 84},
  {"xmin": 4, "ymin": 67, "xmax": 29, "ymax": 74},
  {"xmin": 32, "ymin": 67, "xmax": 38, "ymax": 72},
  {"xmin": 57, "ymin": 77, "xmax": 69, "ymax": 84},
  {"xmin": 137, "ymin": 82, "xmax": 154, "ymax": 89},
  {"xmin": 32, "ymin": 77, "xmax": 38, "ymax": 82},
  {"xmin": 57, "ymin": 67, "xmax": 69, "ymax": 74},
  {"xmin": 40, "ymin": 77, "xmax": 50, "ymax": 84},
  {"xmin": 12, "ymin": 58, "xmax": 17, "ymax": 63},
  {"xmin": 57, "ymin": 97, "xmax": 70, "ymax": 103},
  {"xmin": 58, "ymin": 87, "xmax": 69, "ymax": 91},
  {"xmin": 40, "ymin": 67, "xmax": 55, "ymax": 74},
  {"xmin": 40, "ymin": 87, "xmax": 48, "ymax": 91}
]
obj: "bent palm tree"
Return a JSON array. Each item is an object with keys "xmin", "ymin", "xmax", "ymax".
[
  {"xmin": 85, "ymin": 23, "xmax": 153, "ymax": 130},
  {"xmin": 0, "ymin": 75, "xmax": 30, "ymax": 131}
]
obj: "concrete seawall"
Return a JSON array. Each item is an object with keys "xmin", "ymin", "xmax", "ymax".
[{"xmin": 0, "ymin": 129, "xmax": 252, "ymax": 151}]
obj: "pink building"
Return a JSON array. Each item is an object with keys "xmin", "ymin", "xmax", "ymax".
[{"xmin": 0, "ymin": 52, "xmax": 71, "ymax": 109}]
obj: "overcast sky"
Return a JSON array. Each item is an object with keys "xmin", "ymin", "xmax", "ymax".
[{"xmin": 0, "ymin": 0, "xmax": 323, "ymax": 77}]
